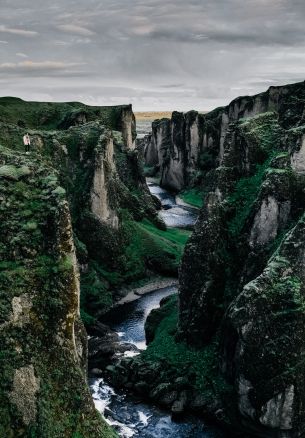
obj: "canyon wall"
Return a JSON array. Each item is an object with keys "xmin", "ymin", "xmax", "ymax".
[
  {"xmin": 0, "ymin": 98, "xmax": 158, "ymax": 436},
  {"xmin": 103, "ymin": 82, "xmax": 305, "ymax": 438},
  {"xmin": 0, "ymin": 146, "xmax": 115, "ymax": 437},
  {"xmin": 177, "ymin": 81, "xmax": 305, "ymax": 436},
  {"xmin": 0, "ymin": 99, "xmax": 164, "ymax": 322},
  {"xmin": 144, "ymin": 81, "xmax": 305, "ymax": 193}
]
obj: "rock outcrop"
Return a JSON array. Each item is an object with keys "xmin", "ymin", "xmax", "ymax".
[
  {"xmin": 0, "ymin": 146, "xmax": 115, "ymax": 437},
  {"xmin": 0, "ymin": 98, "xmax": 166, "ymax": 436},
  {"xmin": 144, "ymin": 81, "xmax": 305, "ymax": 193},
  {"xmin": 222, "ymin": 216, "xmax": 305, "ymax": 437},
  {"xmin": 0, "ymin": 98, "xmax": 167, "ymax": 323},
  {"xmin": 90, "ymin": 131, "xmax": 119, "ymax": 229},
  {"xmin": 144, "ymin": 111, "xmax": 204, "ymax": 192},
  {"xmin": 176, "ymin": 81, "xmax": 305, "ymax": 436}
]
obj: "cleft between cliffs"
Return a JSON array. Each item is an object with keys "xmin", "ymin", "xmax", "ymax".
[
  {"xmin": 0, "ymin": 97, "xmax": 192, "ymax": 437},
  {"xmin": 108, "ymin": 81, "xmax": 305, "ymax": 437}
]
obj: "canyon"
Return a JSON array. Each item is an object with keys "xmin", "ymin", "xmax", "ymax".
[{"xmin": 1, "ymin": 80, "xmax": 305, "ymax": 437}]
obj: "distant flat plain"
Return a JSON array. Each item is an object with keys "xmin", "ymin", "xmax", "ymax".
[
  {"xmin": 135, "ymin": 111, "xmax": 207, "ymax": 121},
  {"xmin": 135, "ymin": 112, "xmax": 173, "ymax": 121}
]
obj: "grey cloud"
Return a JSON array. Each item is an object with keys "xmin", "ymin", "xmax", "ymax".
[
  {"xmin": 57, "ymin": 24, "xmax": 95, "ymax": 36},
  {"xmin": 0, "ymin": 25, "xmax": 38, "ymax": 36},
  {"xmin": 0, "ymin": 61, "xmax": 86, "ymax": 77},
  {"xmin": 0, "ymin": 0, "xmax": 304, "ymax": 111}
]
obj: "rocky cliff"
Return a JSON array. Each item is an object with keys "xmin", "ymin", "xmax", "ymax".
[
  {"xmin": 0, "ymin": 98, "xmax": 179, "ymax": 325},
  {"xmin": 143, "ymin": 111, "xmax": 204, "ymax": 192},
  {"xmin": 0, "ymin": 97, "xmax": 175, "ymax": 436},
  {"xmin": 0, "ymin": 146, "xmax": 115, "ymax": 437},
  {"xmin": 144, "ymin": 81, "xmax": 305, "ymax": 194},
  {"xmin": 177, "ymin": 81, "xmax": 305, "ymax": 436},
  {"xmin": 108, "ymin": 81, "xmax": 305, "ymax": 438}
]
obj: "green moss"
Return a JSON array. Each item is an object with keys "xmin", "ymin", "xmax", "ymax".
[
  {"xmin": 52, "ymin": 186, "xmax": 66, "ymax": 197},
  {"xmin": 239, "ymin": 111, "xmax": 281, "ymax": 152},
  {"xmin": 0, "ymin": 164, "xmax": 31, "ymax": 180},
  {"xmin": 142, "ymin": 296, "xmax": 230, "ymax": 396},
  {"xmin": 80, "ymin": 261, "xmax": 113, "ymax": 318},
  {"xmin": 22, "ymin": 221, "xmax": 38, "ymax": 231},
  {"xmin": 226, "ymin": 112, "xmax": 283, "ymax": 237},
  {"xmin": 0, "ymin": 147, "xmax": 115, "ymax": 437},
  {"xmin": 227, "ymin": 157, "xmax": 274, "ymax": 237}
]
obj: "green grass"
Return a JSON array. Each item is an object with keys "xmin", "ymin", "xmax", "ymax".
[
  {"xmin": 0, "ymin": 96, "xmax": 123, "ymax": 131},
  {"xmin": 122, "ymin": 216, "xmax": 191, "ymax": 279},
  {"xmin": 139, "ymin": 219, "xmax": 191, "ymax": 247},
  {"xmin": 79, "ymin": 216, "xmax": 191, "ymax": 320},
  {"xmin": 142, "ymin": 296, "xmax": 229, "ymax": 395},
  {"xmin": 179, "ymin": 188, "xmax": 203, "ymax": 208}
]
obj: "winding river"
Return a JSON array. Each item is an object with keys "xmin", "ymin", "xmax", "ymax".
[
  {"xmin": 89, "ymin": 122, "xmax": 225, "ymax": 437},
  {"xmin": 146, "ymin": 178, "xmax": 199, "ymax": 229}
]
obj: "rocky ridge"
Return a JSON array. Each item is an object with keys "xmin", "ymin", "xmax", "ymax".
[
  {"xmin": 0, "ymin": 146, "xmax": 115, "ymax": 437},
  {"xmin": 112, "ymin": 81, "xmax": 305, "ymax": 438},
  {"xmin": 0, "ymin": 97, "xmax": 176, "ymax": 436}
]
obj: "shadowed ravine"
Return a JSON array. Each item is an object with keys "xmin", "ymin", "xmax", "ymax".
[{"xmin": 89, "ymin": 174, "xmax": 225, "ymax": 437}]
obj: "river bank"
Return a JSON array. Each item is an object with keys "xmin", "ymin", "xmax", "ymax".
[
  {"xmin": 89, "ymin": 285, "xmax": 227, "ymax": 438},
  {"xmin": 87, "ymin": 122, "xmax": 228, "ymax": 437},
  {"xmin": 87, "ymin": 174, "xmax": 228, "ymax": 437},
  {"xmin": 116, "ymin": 277, "xmax": 178, "ymax": 305}
]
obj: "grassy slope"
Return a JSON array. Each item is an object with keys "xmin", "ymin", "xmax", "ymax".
[
  {"xmin": 141, "ymin": 295, "xmax": 229, "ymax": 400},
  {"xmin": 80, "ymin": 213, "xmax": 192, "ymax": 323},
  {"xmin": 0, "ymin": 97, "xmax": 122, "ymax": 130},
  {"xmin": 179, "ymin": 188, "xmax": 203, "ymax": 208}
]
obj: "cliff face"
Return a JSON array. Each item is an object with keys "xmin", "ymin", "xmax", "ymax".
[
  {"xmin": 0, "ymin": 146, "xmax": 115, "ymax": 437},
  {"xmin": 144, "ymin": 81, "xmax": 305, "ymax": 193},
  {"xmin": 144, "ymin": 111, "xmax": 204, "ymax": 191},
  {"xmin": 0, "ymin": 98, "xmax": 165, "ymax": 435},
  {"xmin": 177, "ymin": 81, "xmax": 305, "ymax": 436},
  {"xmin": 90, "ymin": 131, "xmax": 119, "ymax": 229},
  {"xmin": 222, "ymin": 216, "xmax": 305, "ymax": 437},
  {"xmin": 0, "ymin": 99, "xmax": 165, "ymax": 323}
]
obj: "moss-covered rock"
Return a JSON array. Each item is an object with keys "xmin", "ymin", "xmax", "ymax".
[
  {"xmin": 222, "ymin": 215, "xmax": 305, "ymax": 436},
  {"xmin": 0, "ymin": 97, "xmax": 177, "ymax": 324},
  {"xmin": 0, "ymin": 146, "xmax": 115, "ymax": 437},
  {"xmin": 135, "ymin": 81, "xmax": 305, "ymax": 436}
]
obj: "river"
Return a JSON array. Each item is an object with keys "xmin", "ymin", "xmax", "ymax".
[
  {"xmin": 89, "ymin": 282, "xmax": 225, "ymax": 437},
  {"xmin": 89, "ymin": 123, "xmax": 226, "ymax": 437},
  {"xmin": 146, "ymin": 178, "xmax": 198, "ymax": 229}
]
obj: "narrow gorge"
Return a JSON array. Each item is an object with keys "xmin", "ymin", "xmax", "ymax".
[{"xmin": 1, "ymin": 80, "xmax": 305, "ymax": 438}]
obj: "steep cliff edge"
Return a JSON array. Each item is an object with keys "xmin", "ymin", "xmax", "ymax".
[
  {"xmin": 0, "ymin": 98, "xmax": 181, "ymax": 325},
  {"xmin": 144, "ymin": 81, "xmax": 305, "ymax": 194},
  {"xmin": 108, "ymin": 81, "xmax": 305, "ymax": 437},
  {"xmin": 0, "ymin": 97, "xmax": 182, "ymax": 436},
  {"xmin": 177, "ymin": 82, "xmax": 305, "ymax": 436},
  {"xmin": 0, "ymin": 146, "xmax": 115, "ymax": 437}
]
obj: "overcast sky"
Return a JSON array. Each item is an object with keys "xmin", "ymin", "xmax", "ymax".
[{"xmin": 0, "ymin": 0, "xmax": 305, "ymax": 111}]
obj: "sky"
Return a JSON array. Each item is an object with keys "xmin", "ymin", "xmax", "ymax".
[{"xmin": 0, "ymin": 0, "xmax": 305, "ymax": 111}]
